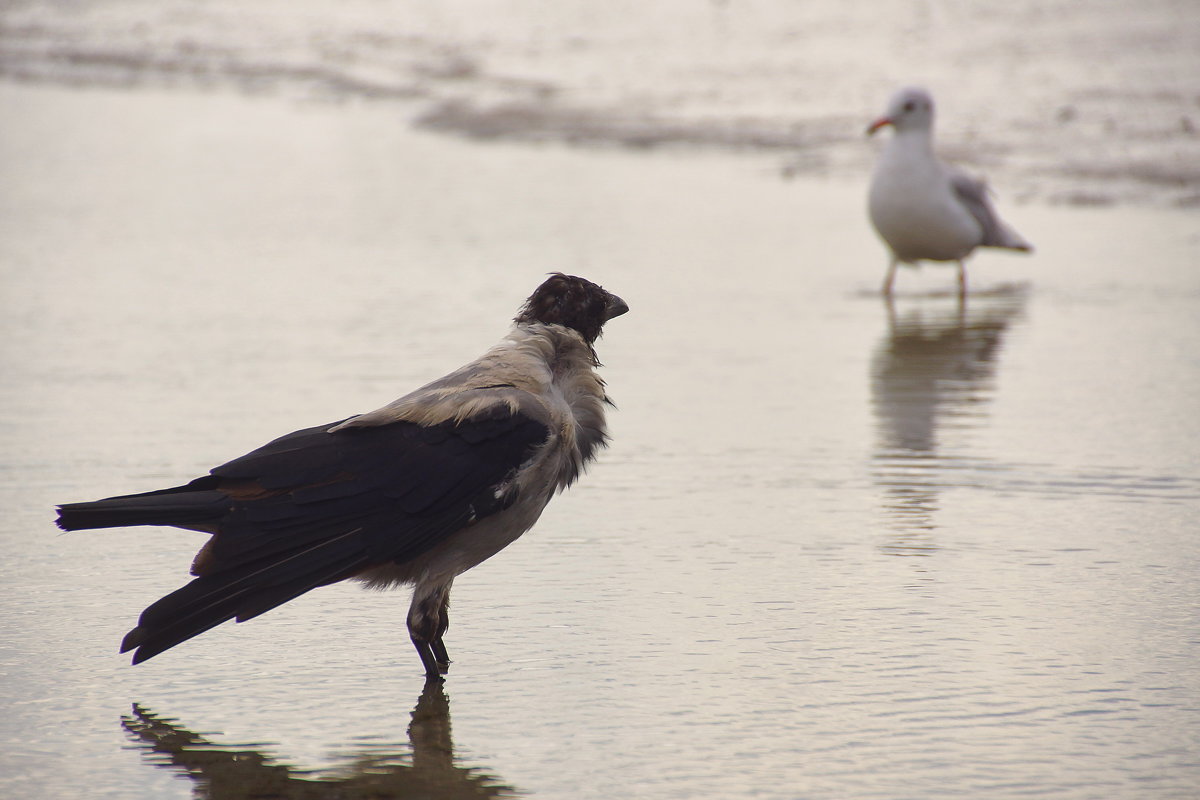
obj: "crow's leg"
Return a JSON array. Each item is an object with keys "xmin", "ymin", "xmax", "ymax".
[
  {"xmin": 408, "ymin": 580, "xmax": 453, "ymax": 681},
  {"xmin": 430, "ymin": 589, "xmax": 452, "ymax": 671},
  {"xmin": 410, "ymin": 636, "xmax": 442, "ymax": 681}
]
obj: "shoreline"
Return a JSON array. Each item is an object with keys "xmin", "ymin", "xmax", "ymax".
[{"xmin": 4, "ymin": 22, "xmax": 1199, "ymax": 212}]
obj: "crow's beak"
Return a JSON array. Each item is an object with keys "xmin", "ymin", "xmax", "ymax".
[
  {"xmin": 605, "ymin": 294, "xmax": 629, "ymax": 321},
  {"xmin": 866, "ymin": 116, "xmax": 892, "ymax": 136}
]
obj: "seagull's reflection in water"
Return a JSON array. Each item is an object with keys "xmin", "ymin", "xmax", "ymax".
[
  {"xmin": 870, "ymin": 286, "xmax": 1029, "ymax": 553},
  {"xmin": 122, "ymin": 681, "xmax": 519, "ymax": 799}
]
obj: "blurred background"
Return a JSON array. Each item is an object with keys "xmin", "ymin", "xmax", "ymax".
[
  {"xmin": 3, "ymin": 0, "xmax": 1197, "ymax": 205},
  {"xmin": 2, "ymin": 2, "xmax": 1198, "ymax": 799}
]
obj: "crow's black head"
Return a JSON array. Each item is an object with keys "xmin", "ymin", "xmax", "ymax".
[{"xmin": 515, "ymin": 274, "xmax": 628, "ymax": 344}]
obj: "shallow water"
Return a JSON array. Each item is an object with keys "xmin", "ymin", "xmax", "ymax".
[{"xmin": 3, "ymin": 6, "xmax": 1200, "ymax": 799}]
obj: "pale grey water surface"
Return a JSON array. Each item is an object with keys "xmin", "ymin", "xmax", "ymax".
[{"xmin": 3, "ymin": 3, "xmax": 1200, "ymax": 799}]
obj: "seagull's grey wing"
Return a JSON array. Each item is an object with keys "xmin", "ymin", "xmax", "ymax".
[{"xmin": 950, "ymin": 170, "xmax": 1032, "ymax": 251}]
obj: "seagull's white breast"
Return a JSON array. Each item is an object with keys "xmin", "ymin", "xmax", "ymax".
[{"xmin": 869, "ymin": 136, "xmax": 983, "ymax": 263}]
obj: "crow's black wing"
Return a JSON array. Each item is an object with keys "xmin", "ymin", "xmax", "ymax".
[{"xmin": 122, "ymin": 406, "xmax": 550, "ymax": 663}]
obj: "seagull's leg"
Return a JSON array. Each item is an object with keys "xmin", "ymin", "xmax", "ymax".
[
  {"xmin": 882, "ymin": 258, "xmax": 899, "ymax": 297},
  {"xmin": 884, "ymin": 291, "xmax": 898, "ymax": 332},
  {"xmin": 956, "ymin": 260, "xmax": 967, "ymax": 299}
]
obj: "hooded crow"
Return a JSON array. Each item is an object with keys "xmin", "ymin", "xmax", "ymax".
[{"xmin": 56, "ymin": 273, "xmax": 628, "ymax": 679}]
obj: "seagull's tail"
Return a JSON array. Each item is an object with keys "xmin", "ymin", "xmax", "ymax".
[{"xmin": 985, "ymin": 223, "xmax": 1034, "ymax": 254}]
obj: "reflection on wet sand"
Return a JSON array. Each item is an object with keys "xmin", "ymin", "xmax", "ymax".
[
  {"xmin": 870, "ymin": 287, "xmax": 1029, "ymax": 552},
  {"xmin": 122, "ymin": 682, "xmax": 518, "ymax": 799}
]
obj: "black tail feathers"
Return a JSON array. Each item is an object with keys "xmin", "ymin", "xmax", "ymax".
[
  {"xmin": 120, "ymin": 533, "xmax": 369, "ymax": 664},
  {"xmin": 56, "ymin": 477, "xmax": 228, "ymax": 532}
]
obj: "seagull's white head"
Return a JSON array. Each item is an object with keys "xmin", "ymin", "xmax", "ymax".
[{"xmin": 867, "ymin": 86, "xmax": 935, "ymax": 136}]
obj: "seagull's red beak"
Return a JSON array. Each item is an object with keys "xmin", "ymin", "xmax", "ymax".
[{"xmin": 866, "ymin": 116, "xmax": 893, "ymax": 136}]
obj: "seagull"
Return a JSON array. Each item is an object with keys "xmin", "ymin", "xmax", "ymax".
[
  {"xmin": 867, "ymin": 86, "xmax": 1032, "ymax": 297},
  {"xmin": 56, "ymin": 273, "xmax": 628, "ymax": 680}
]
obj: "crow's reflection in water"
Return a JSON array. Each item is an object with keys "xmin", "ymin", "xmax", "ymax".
[
  {"xmin": 122, "ymin": 682, "xmax": 518, "ymax": 799},
  {"xmin": 870, "ymin": 287, "xmax": 1028, "ymax": 550}
]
